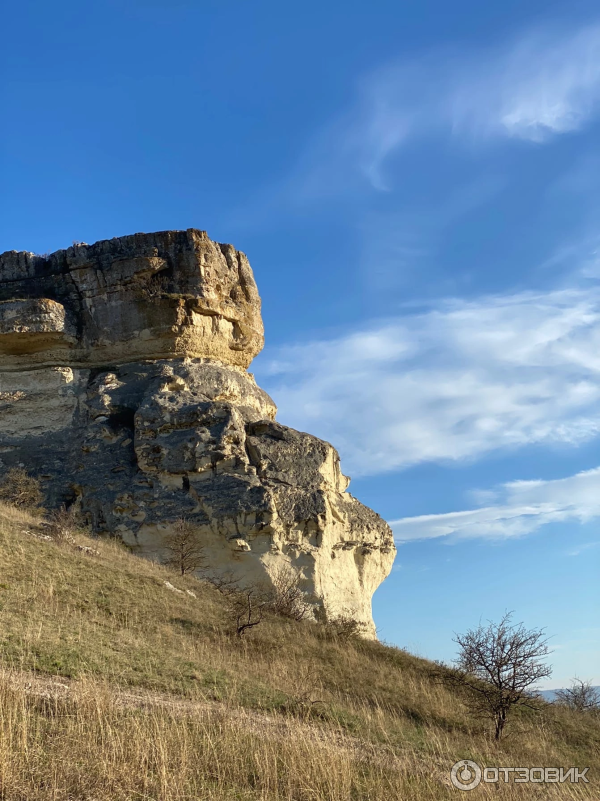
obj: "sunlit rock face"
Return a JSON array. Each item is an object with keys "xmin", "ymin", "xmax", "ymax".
[
  {"xmin": 0, "ymin": 229, "xmax": 263, "ymax": 370},
  {"xmin": 0, "ymin": 229, "xmax": 395, "ymax": 637}
]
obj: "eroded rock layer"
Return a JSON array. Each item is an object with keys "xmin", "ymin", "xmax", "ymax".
[
  {"xmin": 0, "ymin": 230, "xmax": 395, "ymax": 637},
  {"xmin": 0, "ymin": 229, "xmax": 263, "ymax": 370}
]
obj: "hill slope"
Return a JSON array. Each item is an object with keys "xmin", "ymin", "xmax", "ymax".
[{"xmin": 0, "ymin": 502, "xmax": 598, "ymax": 800}]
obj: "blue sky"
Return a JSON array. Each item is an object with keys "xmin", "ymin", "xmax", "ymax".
[{"xmin": 2, "ymin": 0, "xmax": 599, "ymax": 687}]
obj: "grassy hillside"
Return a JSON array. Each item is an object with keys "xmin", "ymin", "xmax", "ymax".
[{"xmin": 0, "ymin": 502, "xmax": 598, "ymax": 800}]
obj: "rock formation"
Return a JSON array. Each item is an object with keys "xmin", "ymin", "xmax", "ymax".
[{"xmin": 0, "ymin": 229, "xmax": 395, "ymax": 636}]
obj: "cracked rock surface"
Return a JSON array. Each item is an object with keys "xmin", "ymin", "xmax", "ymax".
[{"xmin": 0, "ymin": 229, "xmax": 395, "ymax": 637}]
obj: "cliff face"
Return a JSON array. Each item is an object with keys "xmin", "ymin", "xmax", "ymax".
[{"xmin": 0, "ymin": 229, "xmax": 395, "ymax": 637}]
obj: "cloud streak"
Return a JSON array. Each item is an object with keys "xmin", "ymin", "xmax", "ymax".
[
  {"xmin": 451, "ymin": 25, "xmax": 600, "ymax": 142},
  {"xmin": 391, "ymin": 467, "xmax": 600, "ymax": 542},
  {"xmin": 258, "ymin": 285, "xmax": 600, "ymax": 477},
  {"xmin": 307, "ymin": 22, "xmax": 600, "ymax": 192}
]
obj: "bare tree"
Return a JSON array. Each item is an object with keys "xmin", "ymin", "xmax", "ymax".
[
  {"xmin": 449, "ymin": 612, "xmax": 552, "ymax": 739},
  {"xmin": 163, "ymin": 519, "xmax": 206, "ymax": 576},
  {"xmin": 0, "ymin": 468, "xmax": 44, "ymax": 511},
  {"xmin": 555, "ymin": 679, "xmax": 600, "ymax": 712}
]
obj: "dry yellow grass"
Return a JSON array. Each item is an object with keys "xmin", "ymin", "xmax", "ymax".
[{"xmin": 0, "ymin": 502, "xmax": 598, "ymax": 799}]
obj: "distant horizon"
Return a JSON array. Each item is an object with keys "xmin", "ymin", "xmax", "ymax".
[{"xmin": 540, "ymin": 685, "xmax": 600, "ymax": 698}]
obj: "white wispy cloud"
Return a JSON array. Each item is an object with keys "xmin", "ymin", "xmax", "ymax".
[
  {"xmin": 306, "ymin": 22, "xmax": 600, "ymax": 192},
  {"xmin": 451, "ymin": 25, "xmax": 600, "ymax": 142},
  {"xmin": 257, "ymin": 285, "xmax": 600, "ymax": 477},
  {"xmin": 391, "ymin": 467, "xmax": 600, "ymax": 542}
]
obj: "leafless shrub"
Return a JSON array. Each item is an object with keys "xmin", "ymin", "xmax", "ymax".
[
  {"xmin": 230, "ymin": 590, "xmax": 267, "ymax": 637},
  {"xmin": 322, "ymin": 614, "xmax": 365, "ymax": 642},
  {"xmin": 202, "ymin": 572, "xmax": 270, "ymax": 637},
  {"xmin": 265, "ymin": 564, "xmax": 311, "ymax": 621},
  {"xmin": 163, "ymin": 519, "xmax": 207, "ymax": 576},
  {"xmin": 0, "ymin": 468, "xmax": 44, "ymax": 512},
  {"xmin": 44, "ymin": 505, "xmax": 79, "ymax": 543},
  {"xmin": 204, "ymin": 566, "xmax": 310, "ymax": 634},
  {"xmin": 555, "ymin": 679, "xmax": 600, "ymax": 712},
  {"xmin": 202, "ymin": 569, "xmax": 241, "ymax": 596},
  {"xmin": 285, "ymin": 665, "xmax": 326, "ymax": 721},
  {"xmin": 446, "ymin": 612, "xmax": 552, "ymax": 739}
]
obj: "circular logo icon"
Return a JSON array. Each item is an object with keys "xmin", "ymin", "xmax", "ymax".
[{"xmin": 451, "ymin": 760, "xmax": 482, "ymax": 791}]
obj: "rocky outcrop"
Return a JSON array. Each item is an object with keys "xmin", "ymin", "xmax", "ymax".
[
  {"xmin": 0, "ymin": 229, "xmax": 263, "ymax": 371},
  {"xmin": 0, "ymin": 229, "xmax": 395, "ymax": 637}
]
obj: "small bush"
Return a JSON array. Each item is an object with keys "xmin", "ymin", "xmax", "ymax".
[
  {"xmin": 283, "ymin": 665, "xmax": 326, "ymax": 721},
  {"xmin": 44, "ymin": 505, "xmax": 84, "ymax": 543},
  {"xmin": 320, "ymin": 614, "xmax": 365, "ymax": 642},
  {"xmin": 0, "ymin": 468, "xmax": 44, "ymax": 512},
  {"xmin": 204, "ymin": 566, "xmax": 310, "ymax": 634},
  {"xmin": 231, "ymin": 590, "xmax": 266, "ymax": 637},
  {"xmin": 201, "ymin": 573, "xmax": 262, "ymax": 636},
  {"xmin": 266, "ymin": 564, "xmax": 311, "ymax": 621}
]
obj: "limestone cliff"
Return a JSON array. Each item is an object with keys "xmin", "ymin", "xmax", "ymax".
[{"xmin": 0, "ymin": 229, "xmax": 395, "ymax": 636}]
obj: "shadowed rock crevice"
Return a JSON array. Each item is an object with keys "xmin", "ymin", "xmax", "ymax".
[{"xmin": 0, "ymin": 228, "xmax": 395, "ymax": 637}]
